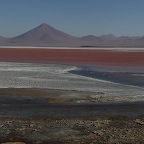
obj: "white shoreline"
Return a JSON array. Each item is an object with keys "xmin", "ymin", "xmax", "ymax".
[
  {"xmin": 0, "ymin": 46, "xmax": 144, "ymax": 51},
  {"xmin": 0, "ymin": 62, "xmax": 143, "ymax": 97}
]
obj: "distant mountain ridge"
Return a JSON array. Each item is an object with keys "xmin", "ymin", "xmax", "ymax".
[{"xmin": 0, "ymin": 23, "xmax": 144, "ymax": 47}]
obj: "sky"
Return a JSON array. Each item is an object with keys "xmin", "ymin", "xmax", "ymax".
[{"xmin": 0, "ymin": 0, "xmax": 144, "ymax": 37}]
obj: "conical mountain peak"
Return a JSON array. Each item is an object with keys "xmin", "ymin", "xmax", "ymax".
[
  {"xmin": 11, "ymin": 23, "xmax": 78, "ymax": 46},
  {"xmin": 35, "ymin": 23, "xmax": 55, "ymax": 31},
  {"xmin": 40, "ymin": 23, "xmax": 49, "ymax": 26},
  {"xmin": 38, "ymin": 23, "xmax": 51, "ymax": 29}
]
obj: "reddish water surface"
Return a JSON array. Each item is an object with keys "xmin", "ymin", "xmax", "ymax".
[{"xmin": 0, "ymin": 48, "xmax": 144, "ymax": 67}]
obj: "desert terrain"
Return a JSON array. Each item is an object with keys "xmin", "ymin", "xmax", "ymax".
[{"xmin": 0, "ymin": 47, "xmax": 144, "ymax": 144}]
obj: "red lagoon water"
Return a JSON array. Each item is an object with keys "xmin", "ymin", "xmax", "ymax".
[{"xmin": 0, "ymin": 48, "xmax": 144, "ymax": 67}]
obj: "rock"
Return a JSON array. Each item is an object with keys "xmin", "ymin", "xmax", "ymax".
[
  {"xmin": 92, "ymin": 131, "xmax": 100, "ymax": 135},
  {"xmin": 1, "ymin": 142, "xmax": 25, "ymax": 144},
  {"xmin": 135, "ymin": 119, "xmax": 144, "ymax": 125}
]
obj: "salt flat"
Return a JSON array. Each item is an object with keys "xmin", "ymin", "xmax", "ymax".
[
  {"xmin": 1, "ymin": 46, "xmax": 144, "ymax": 51},
  {"xmin": 0, "ymin": 62, "xmax": 143, "ymax": 97}
]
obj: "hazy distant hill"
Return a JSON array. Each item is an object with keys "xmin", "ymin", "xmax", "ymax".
[
  {"xmin": 100, "ymin": 34, "xmax": 117, "ymax": 40},
  {"xmin": 0, "ymin": 36, "xmax": 8, "ymax": 45},
  {"xmin": 0, "ymin": 36, "xmax": 7, "ymax": 41},
  {"xmin": 80, "ymin": 35, "xmax": 102, "ymax": 41},
  {"xmin": 0, "ymin": 23, "xmax": 144, "ymax": 47}
]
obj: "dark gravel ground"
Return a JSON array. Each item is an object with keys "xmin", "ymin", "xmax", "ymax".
[
  {"xmin": 0, "ymin": 88, "xmax": 144, "ymax": 144},
  {"xmin": 0, "ymin": 116, "xmax": 144, "ymax": 144}
]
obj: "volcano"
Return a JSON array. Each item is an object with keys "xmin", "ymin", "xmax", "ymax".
[{"xmin": 6, "ymin": 23, "xmax": 79, "ymax": 46}]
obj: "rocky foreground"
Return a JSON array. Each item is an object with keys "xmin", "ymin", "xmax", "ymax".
[
  {"xmin": 0, "ymin": 116, "xmax": 144, "ymax": 144},
  {"xmin": 0, "ymin": 88, "xmax": 144, "ymax": 144}
]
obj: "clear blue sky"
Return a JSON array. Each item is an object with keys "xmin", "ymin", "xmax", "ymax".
[{"xmin": 0, "ymin": 0, "xmax": 144, "ymax": 37}]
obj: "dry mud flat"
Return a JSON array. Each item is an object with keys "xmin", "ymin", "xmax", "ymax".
[{"xmin": 0, "ymin": 88, "xmax": 144, "ymax": 144}]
